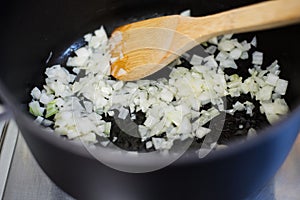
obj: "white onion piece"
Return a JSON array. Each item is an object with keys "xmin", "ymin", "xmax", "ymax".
[
  {"xmin": 244, "ymin": 101, "xmax": 255, "ymax": 116},
  {"xmin": 233, "ymin": 101, "xmax": 245, "ymax": 111},
  {"xmin": 34, "ymin": 116, "xmax": 44, "ymax": 124},
  {"xmin": 205, "ymin": 45, "xmax": 217, "ymax": 54},
  {"xmin": 118, "ymin": 107, "xmax": 129, "ymax": 119},
  {"xmin": 39, "ymin": 93, "xmax": 54, "ymax": 105},
  {"xmin": 240, "ymin": 52, "xmax": 249, "ymax": 60},
  {"xmin": 218, "ymin": 40, "xmax": 235, "ymax": 52},
  {"xmin": 275, "ymin": 79, "xmax": 288, "ymax": 95},
  {"xmin": 146, "ymin": 141, "xmax": 153, "ymax": 149},
  {"xmin": 216, "ymin": 51, "xmax": 229, "ymax": 62},
  {"xmin": 265, "ymin": 73, "xmax": 279, "ymax": 86},
  {"xmin": 252, "ymin": 51, "xmax": 263, "ymax": 65},
  {"xmin": 220, "ymin": 59, "xmax": 238, "ymax": 69},
  {"xmin": 256, "ymin": 85, "xmax": 274, "ymax": 101},
  {"xmin": 190, "ymin": 54, "xmax": 203, "ymax": 65},
  {"xmin": 229, "ymin": 48, "xmax": 242, "ymax": 60},
  {"xmin": 250, "ymin": 36, "xmax": 257, "ymax": 47},
  {"xmin": 31, "ymin": 87, "xmax": 42, "ymax": 100},
  {"xmin": 195, "ymin": 127, "xmax": 211, "ymax": 139},
  {"xmin": 180, "ymin": 9, "xmax": 191, "ymax": 16},
  {"xmin": 222, "ymin": 34, "xmax": 233, "ymax": 40},
  {"xmin": 208, "ymin": 37, "xmax": 218, "ymax": 45}
]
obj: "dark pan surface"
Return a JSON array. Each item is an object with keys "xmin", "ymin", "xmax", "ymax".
[{"xmin": 1, "ymin": 0, "xmax": 300, "ymax": 199}]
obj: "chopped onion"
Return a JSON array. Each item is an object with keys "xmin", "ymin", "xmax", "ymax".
[
  {"xmin": 218, "ymin": 40, "xmax": 235, "ymax": 52},
  {"xmin": 216, "ymin": 51, "xmax": 229, "ymax": 62},
  {"xmin": 205, "ymin": 45, "xmax": 217, "ymax": 54},
  {"xmin": 194, "ymin": 127, "xmax": 211, "ymax": 139},
  {"xmin": 250, "ymin": 36, "xmax": 257, "ymax": 47},
  {"xmin": 190, "ymin": 54, "xmax": 203, "ymax": 65},
  {"xmin": 252, "ymin": 51, "xmax": 263, "ymax": 65},
  {"xmin": 233, "ymin": 101, "xmax": 245, "ymax": 111},
  {"xmin": 256, "ymin": 85, "xmax": 274, "ymax": 101},
  {"xmin": 118, "ymin": 107, "xmax": 129, "ymax": 119},
  {"xmin": 229, "ymin": 48, "xmax": 242, "ymax": 60},
  {"xmin": 28, "ymin": 20, "xmax": 290, "ymax": 150},
  {"xmin": 29, "ymin": 101, "xmax": 45, "ymax": 117},
  {"xmin": 34, "ymin": 116, "xmax": 44, "ymax": 124},
  {"xmin": 240, "ymin": 52, "xmax": 249, "ymax": 60},
  {"xmin": 31, "ymin": 87, "xmax": 42, "ymax": 100},
  {"xmin": 146, "ymin": 141, "xmax": 153, "ymax": 149},
  {"xmin": 220, "ymin": 59, "xmax": 238, "ymax": 69},
  {"xmin": 275, "ymin": 79, "xmax": 288, "ymax": 95},
  {"xmin": 180, "ymin": 9, "xmax": 191, "ymax": 16},
  {"xmin": 265, "ymin": 73, "xmax": 279, "ymax": 86}
]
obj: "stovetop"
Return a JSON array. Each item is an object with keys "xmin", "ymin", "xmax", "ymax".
[{"xmin": 0, "ymin": 120, "xmax": 300, "ymax": 200}]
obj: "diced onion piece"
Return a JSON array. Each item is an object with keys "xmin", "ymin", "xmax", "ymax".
[
  {"xmin": 220, "ymin": 59, "xmax": 238, "ymax": 69},
  {"xmin": 34, "ymin": 116, "xmax": 44, "ymax": 124},
  {"xmin": 81, "ymin": 133, "xmax": 97, "ymax": 143},
  {"xmin": 256, "ymin": 85, "xmax": 274, "ymax": 101},
  {"xmin": 261, "ymin": 98, "xmax": 289, "ymax": 124},
  {"xmin": 31, "ymin": 87, "xmax": 42, "ymax": 100},
  {"xmin": 222, "ymin": 34, "xmax": 233, "ymax": 40},
  {"xmin": 108, "ymin": 110, "xmax": 115, "ymax": 117},
  {"xmin": 45, "ymin": 100, "xmax": 58, "ymax": 118},
  {"xmin": 83, "ymin": 101, "xmax": 93, "ymax": 113},
  {"xmin": 218, "ymin": 40, "xmax": 235, "ymax": 52},
  {"xmin": 216, "ymin": 51, "xmax": 229, "ymax": 62},
  {"xmin": 195, "ymin": 127, "xmax": 211, "ymax": 139},
  {"xmin": 43, "ymin": 119, "xmax": 54, "ymax": 127},
  {"xmin": 250, "ymin": 36, "xmax": 257, "ymax": 47},
  {"xmin": 252, "ymin": 51, "xmax": 263, "ymax": 65},
  {"xmin": 180, "ymin": 9, "xmax": 191, "ymax": 16},
  {"xmin": 104, "ymin": 122, "xmax": 111, "ymax": 135},
  {"xmin": 265, "ymin": 114, "xmax": 281, "ymax": 124},
  {"xmin": 166, "ymin": 110, "xmax": 182, "ymax": 126},
  {"xmin": 160, "ymin": 88, "xmax": 174, "ymax": 103},
  {"xmin": 177, "ymin": 116, "xmax": 192, "ymax": 134},
  {"xmin": 244, "ymin": 101, "xmax": 255, "ymax": 116},
  {"xmin": 233, "ymin": 101, "xmax": 245, "ymax": 111},
  {"xmin": 138, "ymin": 125, "xmax": 149, "ymax": 138},
  {"xmin": 229, "ymin": 48, "xmax": 242, "ymax": 60},
  {"xmin": 241, "ymin": 41, "xmax": 251, "ymax": 51},
  {"xmin": 152, "ymin": 138, "xmax": 173, "ymax": 150},
  {"xmin": 144, "ymin": 115, "xmax": 159, "ymax": 128},
  {"xmin": 240, "ymin": 52, "xmax": 249, "ymax": 60},
  {"xmin": 118, "ymin": 107, "xmax": 129, "ymax": 119},
  {"xmin": 39, "ymin": 93, "xmax": 54, "ymax": 105},
  {"xmin": 208, "ymin": 37, "xmax": 218, "ymax": 45},
  {"xmin": 205, "ymin": 45, "xmax": 217, "ymax": 55},
  {"xmin": 146, "ymin": 141, "xmax": 153, "ymax": 149},
  {"xmin": 190, "ymin": 54, "xmax": 203, "ymax": 65},
  {"xmin": 204, "ymin": 55, "xmax": 218, "ymax": 68},
  {"xmin": 275, "ymin": 79, "xmax": 288, "ymax": 95},
  {"xmin": 29, "ymin": 101, "xmax": 45, "ymax": 117},
  {"xmin": 265, "ymin": 73, "xmax": 279, "ymax": 86}
]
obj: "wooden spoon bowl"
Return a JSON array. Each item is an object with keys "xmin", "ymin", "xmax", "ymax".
[{"xmin": 110, "ymin": 0, "xmax": 300, "ymax": 81}]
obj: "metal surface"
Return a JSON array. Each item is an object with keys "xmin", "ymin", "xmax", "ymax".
[
  {"xmin": 0, "ymin": 124, "xmax": 300, "ymax": 200},
  {"xmin": 0, "ymin": 121, "xmax": 18, "ymax": 199},
  {"xmin": 2, "ymin": 132, "xmax": 74, "ymax": 200}
]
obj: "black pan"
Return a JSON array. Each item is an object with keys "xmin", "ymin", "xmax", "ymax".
[{"xmin": 1, "ymin": 0, "xmax": 300, "ymax": 199}]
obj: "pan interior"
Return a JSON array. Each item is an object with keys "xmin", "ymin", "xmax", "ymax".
[{"xmin": 1, "ymin": 0, "xmax": 300, "ymax": 151}]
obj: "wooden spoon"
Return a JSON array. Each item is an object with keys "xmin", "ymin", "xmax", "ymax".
[{"xmin": 110, "ymin": 0, "xmax": 300, "ymax": 81}]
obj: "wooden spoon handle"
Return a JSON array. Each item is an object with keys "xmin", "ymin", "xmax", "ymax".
[{"xmin": 183, "ymin": 0, "xmax": 300, "ymax": 40}]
